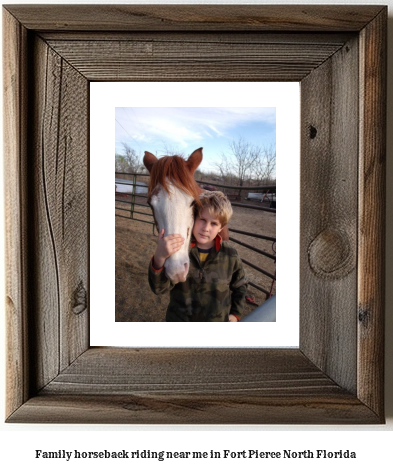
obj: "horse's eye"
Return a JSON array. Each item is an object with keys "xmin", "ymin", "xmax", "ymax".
[{"xmin": 190, "ymin": 200, "xmax": 196, "ymax": 208}]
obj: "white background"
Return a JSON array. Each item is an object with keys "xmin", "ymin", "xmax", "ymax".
[
  {"xmin": 90, "ymin": 82, "xmax": 299, "ymax": 347},
  {"xmin": 1, "ymin": 0, "xmax": 392, "ymax": 472}
]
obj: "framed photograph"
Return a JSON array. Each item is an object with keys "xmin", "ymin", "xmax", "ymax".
[
  {"xmin": 3, "ymin": 5, "xmax": 386, "ymax": 424},
  {"xmin": 91, "ymin": 82, "xmax": 299, "ymax": 346}
]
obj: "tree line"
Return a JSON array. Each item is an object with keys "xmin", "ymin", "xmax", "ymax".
[{"xmin": 115, "ymin": 138, "xmax": 276, "ymax": 188}]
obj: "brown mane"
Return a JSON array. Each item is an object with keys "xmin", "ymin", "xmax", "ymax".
[{"xmin": 148, "ymin": 155, "xmax": 202, "ymax": 203}]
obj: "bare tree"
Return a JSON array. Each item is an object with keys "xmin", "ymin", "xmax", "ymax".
[
  {"xmin": 215, "ymin": 155, "xmax": 234, "ymax": 183},
  {"xmin": 115, "ymin": 143, "xmax": 145, "ymax": 174},
  {"xmin": 253, "ymin": 144, "xmax": 276, "ymax": 185},
  {"xmin": 159, "ymin": 143, "xmax": 183, "ymax": 158},
  {"xmin": 216, "ymin": 137, "xmax": 262, "ymax": 190}
]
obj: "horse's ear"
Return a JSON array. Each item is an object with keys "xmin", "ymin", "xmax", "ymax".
[
  {"xmin": 186, "ymin": 147, "xmax": 203, "ymax": 174},
  {"xmin": 143, "ymin": 151, "xmax": 158, "ymax": 173}
]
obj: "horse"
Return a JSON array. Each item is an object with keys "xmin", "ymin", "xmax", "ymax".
[{"xmin": 144, "ymin": 147, "xmax": 228, "ymax": 284}]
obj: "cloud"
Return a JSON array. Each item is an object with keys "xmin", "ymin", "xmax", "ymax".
[{"xmin": 115, "ymin": 107, "xmax": 275, "ymax": 151}]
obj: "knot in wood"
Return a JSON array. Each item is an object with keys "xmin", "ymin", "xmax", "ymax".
[
  {"xmin": 72, "ymin": 281, "xmax": 87, "ymax": 315},
  {"xmin": 308, "ymin": 228, "xmax": 354, "ymax": 279},
  {"xmin": 358, "ymin": 307, "xmax": 370, "ymax": 325},
  {"xmin": 309, "ymin": 125, "xmax": 317, "ymax": 139}
]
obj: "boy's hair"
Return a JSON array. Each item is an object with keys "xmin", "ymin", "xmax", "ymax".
[{"xmin": 195, "ymin": 191, "xmax": 233, "ymax": 227}]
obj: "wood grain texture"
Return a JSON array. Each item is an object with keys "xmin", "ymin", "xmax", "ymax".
[
  {"xmin": 3, "ymin": 5, "xmax": 386, "ymax": 424},
  {"xmin": 43, "ymin": 348, "xmax": 340, "ymax": 395},
  {"xmin": 27, "ymin": 36, "xmax": 89, "ymax": 391},
  {"xmin": 3, "ymin": 5, "xmax": 384, "ymax": 31},
  {"xmin": 357, "ymin": 9, "xmax": 387, "ymax": 416},
  {"xmin": 9, "ymin": 392, "xmax": 379, "ymax": 425},
  {"xmin": 7, "ymin": 348, "xmax": 379, "ymax": 424},
  {"xmin": 40, "ymin": 31, "xmax": 354, "ymax": 44},
  {"xmin": 300, "ymin": 37, "xmax": 359, "ymax": 394},
  {"xmin": 45, "ymin": 37, "xmax": 348, "ymax": 82},
  {"xmin": 3, "ymin": 8, "xmax": 30, "ymax": 418}
]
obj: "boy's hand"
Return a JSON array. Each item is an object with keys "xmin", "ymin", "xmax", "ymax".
[
  {"xmin": 228, "ymin": 314, "xmax": 239, "ymax": 322},
  {"xmin": 153, "ymin": 229, "xmax": 185, "ymax": 270}
]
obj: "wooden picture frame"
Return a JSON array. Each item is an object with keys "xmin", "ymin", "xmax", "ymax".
[{"xmin": 3, "ymin": 5, "xmax": 386, "ymax": 424}]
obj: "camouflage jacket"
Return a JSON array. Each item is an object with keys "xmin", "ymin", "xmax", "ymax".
[{"xmin": 148, "ymin": 236, "xmax": 248, "ymax": 322}]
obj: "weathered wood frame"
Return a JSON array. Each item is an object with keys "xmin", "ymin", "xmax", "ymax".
[{"xmin": 3, "ymin": 5, "xmax": 386, "ymax": 424}]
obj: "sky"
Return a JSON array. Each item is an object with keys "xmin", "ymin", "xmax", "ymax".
[{"xmin": 115, "ymin": 107, "xmax": 276, "ymax": 173}]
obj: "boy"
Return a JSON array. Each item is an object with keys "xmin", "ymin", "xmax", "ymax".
[{"xmin": 148, "ymin": 191, "xmax": 247, "ymax": 322}]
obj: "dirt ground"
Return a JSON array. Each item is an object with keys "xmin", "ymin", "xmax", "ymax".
[{"xmin": 115, "ymin": 197, "xmax": 276, "ymax": 322}]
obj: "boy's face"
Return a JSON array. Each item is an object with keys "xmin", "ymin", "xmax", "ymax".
[{"xmin": 192, "ymin": 208, "xmax": 223, "ymax": 249}]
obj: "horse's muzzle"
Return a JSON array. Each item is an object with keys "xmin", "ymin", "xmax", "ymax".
[{"xmin": 165, "ymin": 261, "xmax": 189, "ymax": 284}]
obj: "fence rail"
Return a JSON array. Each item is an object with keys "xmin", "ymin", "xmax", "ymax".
[
  {"xmin": 115, "ymin": 173, "xmax": 276, "ymax": 299},
  {"xmin": 197, "ymin": 180, "xmax": 276, "ymax": 192}
]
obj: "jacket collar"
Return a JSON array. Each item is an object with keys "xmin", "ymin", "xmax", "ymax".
[{"xmin": 191, "ymin": 234, "xmax": 222, "ymax": 252}]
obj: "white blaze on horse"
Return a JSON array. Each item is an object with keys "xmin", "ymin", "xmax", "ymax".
[{"xmin": 144, "ymin": 147, "xmax": 229, "ymax": 284}]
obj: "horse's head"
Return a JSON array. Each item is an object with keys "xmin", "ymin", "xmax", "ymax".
[{"xmin": 144, "ymin": 148, "xmax": 203, "ymax": 284}]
